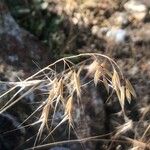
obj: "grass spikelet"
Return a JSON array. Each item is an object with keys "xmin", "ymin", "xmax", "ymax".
[
  {"xmin": 64, "ymin": 96, "xmax": 73, "ymax": 125},
  {"xmin": 126, "ymin": 88, "xmax": 132, "ymax": 103},
  {"xmin": 56, "ymin": 78, "xmax": 64, "ymax": 98},
  {"xmin": 125, "ymin": 79, "xmax": 137, "ymax": 98},
  {"xmin": 53, "ymin": 78, "xmax": 59, "ymax": 96},
  {"xmin": 111, "ymin": 69, "xmax": 131, "ymax": 112},
  {"xmin": 34, "ymin": 101, "xmax": 51, "ymax": 146},
  {"xmin": 86, "ymin": 60, "xmax": 99, "ymax": 76},
  {"xmin": 34, "ymin": 85, "xmax": 59, "ymax": 146},
  {"xmin": 39, "ymin": 96, "xmax": 73, "ymax": 144},
  {"xmin": 112, "ymin": 69, "xmax": 121, "ymax": 90},
  {"xmin": 73, "ymin": 71, "xmax": 81, "ymax": 98},
  {"xmin": 47, "ymin": 88, "xmax": 55, "ymax": 108},
  {"xmin": 41, "ymin": 103, "xmax": 51, "ymax": 130},
  {"xmin": 0, "ymin": 53, "xmax": 138, "ymax": 149},
  {"xmin": 112, "ymin": 69, "xmax": 125, "ymax": 110},
  {"xmin": 120, "ymin": 85, "xmax": 125, "ymax": 110},
  {"xmin": 94, "ymin": 67, "xmax": 102, "ymax": 86}
]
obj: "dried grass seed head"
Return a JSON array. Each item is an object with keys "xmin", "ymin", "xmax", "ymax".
[
  {"xmin": 73, "ymin": 70, "xmax": 81, "ymax": 98},
  {"xmin": 64, "ymin": 96, "xmax": 73, "ymax": 124}
]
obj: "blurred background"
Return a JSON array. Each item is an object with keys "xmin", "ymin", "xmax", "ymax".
[{"xmin": 0, "ymin": 0, "xmax": 150, "ymax": 149}]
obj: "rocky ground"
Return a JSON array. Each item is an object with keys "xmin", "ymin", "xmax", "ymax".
[{"xmin": 0, "ymin": 0, "xmax": 150, "ymax": 150}]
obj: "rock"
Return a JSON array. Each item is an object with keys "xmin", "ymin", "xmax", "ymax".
[
  {"xmin": 0, "ymin": 113, "xmax": 25, "ymax": 150},
  {"xmin": 106, "ymin": 28, "xmax": 128, "ymax": 44},
  {"xmin": 0, "ymin": 4, "xmax": 50, "ymax": 149},
  {"xmin": 8, "ymin": 55, "xmax": 19, "ymax": 63},
  {"xmin": 129, "ymin": 66, "xmax": 139, "ymax": 76},
  {"xmin": 0, "ymin": 1, "xmax": 51, "ymax": 75},
  {"xmin": 124, "ymin": 0, "xmax": 147, "ymax": 12},
  {"xmin": 92, "ymin": 26, "xmax": 128, "ymax": 44},
  {"xmin": 0, "ymin": 13, "xmax": 22, "ymax": 42},
  {"xmin": 71, "ymin": 81, "xmax": 105, "ymax": 149},
  {"xmin": 137, "ymin": 0, "xmax": 150, "ymax": 8},
  {"xmin": 130, "ymin": 23, "xmax": 150, "ymax": 43},
  {"xmin": 109, "ymin": 12, "xmax": 129, "ymax": 27},
  {"xmin": 91, "ymin": 25, "xmax": 102, "ymax": 36},
  {"xmin": 47, "ymin": 80, "xmax": 106, "ymax": 150},
  {"xmin": 124, "ymin": 0, "xmax": 147, "ymax": 21}
]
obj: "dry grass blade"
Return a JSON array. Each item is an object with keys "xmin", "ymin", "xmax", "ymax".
[
  {"xmin": 0, "ymin": 86, "xmax": 35, "ymax": 114},
  {"xmin": 0, "ymin": 86, "xmax": 17, "ymax": 99},
  {"xmin": 125, "ymin": 137, "xmax": 150, "ymax": 150},
  {"xmin": 29, "ymin": 131, "xmax": 114, "ymax": 150},
  {"xmin": 0, "ymin": 52, "xmax": 138, "ymax": 149},
  {"xmin": 16, "ymin": 80, "xmax": 43, "ymax": 87},
  {"xmin": 0, "ymin": 87, "xmax": 24, "ymax": 112},
  {"xmin": 77, "ymin": 65, "xmax": 84, "ymax": 76},
  {"xmin": 116, "ymin": 120, "xmax": 133, "ymax": 136},
  {"xmin": 34, "ymin": 121, "xmax": 46, "ymax": 147},
  {"xmin": 141, "ymin": 124, "xmax": 150, "ymax": 140}
]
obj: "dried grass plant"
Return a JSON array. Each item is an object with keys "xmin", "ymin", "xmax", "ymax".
[{"xmin": 0, "ymin": 53, "xmax": 138, "ymax": 149}]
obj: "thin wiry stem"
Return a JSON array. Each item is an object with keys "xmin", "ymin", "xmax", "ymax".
[
  {"xmin": 17, "ymin": 53, "xmax": 123, "ymax": 82},
  {"xmin": 26, "ymin": 133, "xmax": 132, "ymax": 150}
]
